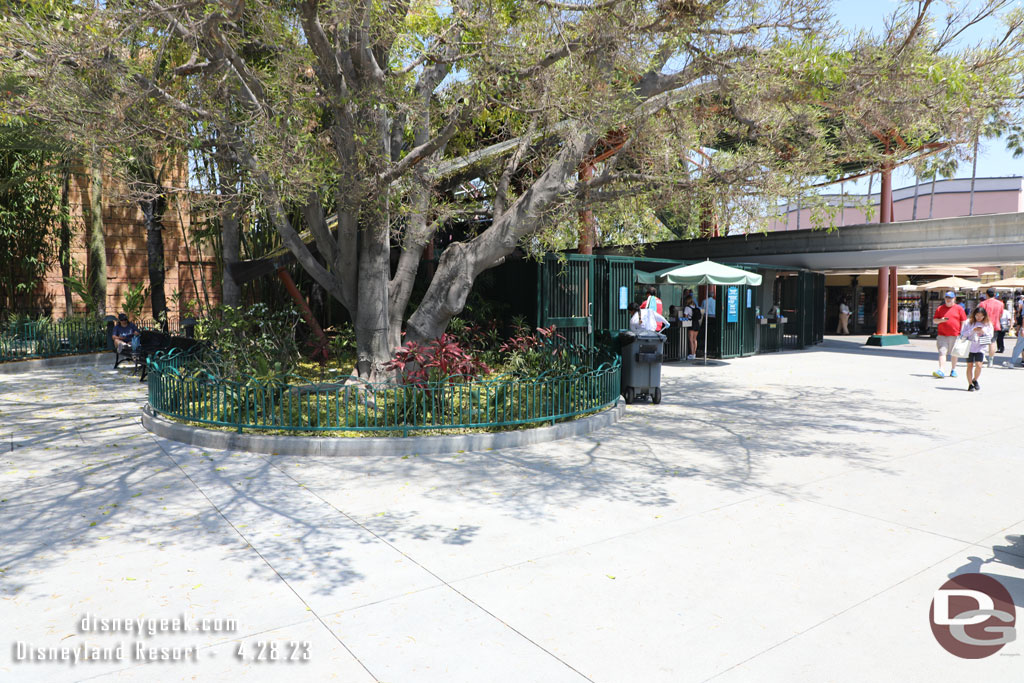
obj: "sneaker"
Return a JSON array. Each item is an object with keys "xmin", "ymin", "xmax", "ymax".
[
  {"xmin": 968, "ymin": 384, "xmax": 975, "ymax": 392},
  {"xmin": 686, "ymin": 354, "xmax": 696, "ymax": 360},
  {"xmin": 932, "ymin": 370, "xmax": 945, "ymax": 378},
  {"xmin": 1002, "ymin": 361, "xmax": 1010, "ymax": 368},
  {"xmin": 973, "ymin": 380, "xmax": 980, "ymax": 391},
  {"xmin": 987, "ymin": 357, "xmax": 993, "ymax": 368},
  {"xmin": 950, "ymin": 370, "xmax": 958, "ymax": 378}
]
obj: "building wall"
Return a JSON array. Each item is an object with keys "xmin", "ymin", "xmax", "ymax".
[
  {"xmin": 764, "ymin": 177, "xmax": 1024, "ymax": 232},
  {"xmin": 32, "ymin": 158, "xmax": 219, "ymax": 320}
]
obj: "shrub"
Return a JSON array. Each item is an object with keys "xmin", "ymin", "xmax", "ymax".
[
  {"xmin": 196, "ymin": 303, "xmax": 301, "ymax": 379},
  {"xmin": 499, "ymin": 325, "xmax": 575, "ymax": 377},
  {"xmin": 386, "ymin": 333, "xmax": 491, "ymax": 386}
]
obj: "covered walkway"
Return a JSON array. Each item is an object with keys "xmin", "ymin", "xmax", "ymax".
[{"xmin": 623, "ymin": 211, "xmax": 1024, "ymax": 269}]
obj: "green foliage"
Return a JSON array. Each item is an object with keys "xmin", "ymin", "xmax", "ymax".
[
  {"xmin": 195, "ymin": 303, "xmax": 301, "ymax": 380},
  {"xmin": 0, "ymin": 141, "xmax": 62, "ymax": 312},
  {"xmin": 121, "ymin": 281, "xmax": 149, "ymax": 320},
  {"xmin": 62, "ymin": 261, "xmax": 95, "ymax": 314},
  {"xmin": 326, "ymin": 322, "xmax": 357, "ymax": 359},
  {"xmin": 499, "ymin": 325, "xmax": 576, "ymax": 378}
]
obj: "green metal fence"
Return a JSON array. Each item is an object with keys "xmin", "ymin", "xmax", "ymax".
[
  {"xmin": 147, "ymin": 348, "xmax": 621, "ymax": 436},
  {"xmin": 0, "ymin": 319, "xmax": 108, "ymax": 362}
]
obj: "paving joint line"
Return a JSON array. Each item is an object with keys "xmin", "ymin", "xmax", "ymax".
[
  {"xmin": 787, "ymin": 496, "xmax": 980, "ymax": 546},
  {"xmin": 145, "ymin": 433, "xmax": 380, "ymax": 683},
  {"xmin": 701, "ymin": 538, "xmax": 985, "ymax": 682},
  {"xmin": 442, "ymin": 490, "xmax": 776, "ymax": 587},
  {"xmin": 260, "ymin": 453, "xmax": 596, "ymax": 683}
]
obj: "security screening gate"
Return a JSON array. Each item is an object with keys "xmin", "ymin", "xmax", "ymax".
[
  {"xmin": 779, "ymin": 271, "xmax": 826, "ymax": 349},
  {"xmin": 709, "ymin": 283, "xmax": 758, "ymax": 359},
  {"xmin": 536, "ymin": 254, "xmax": 595, "ymax": 348},
  {"xmin": 594, "ymin": 255, "xmax": 635, "ymax": 336}
]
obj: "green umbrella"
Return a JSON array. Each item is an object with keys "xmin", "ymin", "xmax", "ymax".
[
  {"xmin": 655, "ymin": 260, "xmax": 763, "ymax": 364},
  {"xmin": 654, "ymin": 260, "xmax": 763, "ymax": 287}
]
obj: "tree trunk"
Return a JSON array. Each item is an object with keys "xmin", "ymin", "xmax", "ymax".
[
  {"xmin": 143, "ymin": 209, "xmax": 168, "ymax": 328},
  {"xmin": 407, "ymin": 132, "xmax": 595, "ymax": 341},
  {"xmin": 912, "ymin": 173, "xmax": 920, "ymax": 220},
  {"xmin": 929, "ymin": 175, "xmax": 936, "ymax": 219},
  {"xmin": 968, "ymin": 135, "xmax": 979, "ymax": 215},
  {"xmin": 354, "ymin": 214, "xmax": 393, "ymax": 381},
  {"xmin": 137, "ymin": 155, "xmax": 169, "ymax": 328},
  {"xmin": 86, "ymin": 150, "xmax": 107, "ymax": 317},
  {"xmin": 216, "ymin": 146, "xmax": 242, "ymax": 308},
  {"xmin": 59, "ymin": 157, "xmax": 73, "ymax": 316}
]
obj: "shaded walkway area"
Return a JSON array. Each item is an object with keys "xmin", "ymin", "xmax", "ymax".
[{"xmin": 1, "ymin": 339, "xmax": 1023, "ymax": 681}]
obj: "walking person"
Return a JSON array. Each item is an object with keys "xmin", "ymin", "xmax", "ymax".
[
  {"xmin": 932, "ymin": 291, "xmax": 966, "ymax": 379},
  {"xmin": 961, "ymin": 306, "xmax": 994, "ymax": 391},
  {"xmin": 977, "ymin": 288, "xmax": 1004, "ymax": 367},
  {"xmin": 996, "ymin": 296, "xmax": 1010, "ymax": 354},
  {"xmin": 837, "ymin": 297, "xmax": 850, "ymax": 335},
  {"xmin": 1009, "ymin": 294, "xmax": 1024, "ymax": 367}
]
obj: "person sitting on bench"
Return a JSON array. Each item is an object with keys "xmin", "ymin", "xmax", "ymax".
[{"xmin": 112, "ymin": 313, "xmax": 140, "ymax": 353}]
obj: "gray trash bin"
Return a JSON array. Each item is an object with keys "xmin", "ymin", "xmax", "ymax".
[{"xmin": 619, "ymin": 330, "xmax": 666, "ymax": 404}]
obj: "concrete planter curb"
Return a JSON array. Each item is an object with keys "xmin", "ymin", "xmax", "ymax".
[
  {"xmin": 141, "ymin": 402, "xmax": 625, "ymax": 457},
  {"xmin": 0, "ymin": 351, "xmax": 110, "ymax": 374}
]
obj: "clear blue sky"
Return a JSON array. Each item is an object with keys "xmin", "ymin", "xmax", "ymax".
[{"xmin": 829, "ymin": 0, "xmax": 1023, "ymax": 193}]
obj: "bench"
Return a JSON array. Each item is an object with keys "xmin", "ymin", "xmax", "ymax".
[{"xmin": 113, "ymin": 330, "xmax": 204, "ymax": 381}]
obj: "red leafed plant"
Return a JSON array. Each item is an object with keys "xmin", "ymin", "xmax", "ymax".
[
  {"xmin": 386, "ymin": 334, "xmax": 490, "ymax": 386},
  {"xmin": 499, "ymin": 325, "xmax": 564, "ymax": 354}
]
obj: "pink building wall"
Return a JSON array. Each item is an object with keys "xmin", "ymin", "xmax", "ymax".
[{"xmin": 763, "ymin": 177, "xmax": 1023, "ymax": 232}]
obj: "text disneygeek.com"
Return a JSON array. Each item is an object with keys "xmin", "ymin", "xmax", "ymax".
[{"xmin": 10, "ymin": 614, "xmax": 311, "ymax": 665}]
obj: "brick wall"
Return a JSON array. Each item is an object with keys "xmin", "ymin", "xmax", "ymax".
[{"xmin": 35, "ymin": 158, "xmax": 220, "ymax": 320}]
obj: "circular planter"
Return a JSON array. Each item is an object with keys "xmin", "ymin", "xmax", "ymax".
[{"xmin": 140, "ymin": 403, "xmax": 625, "ymax": 457}]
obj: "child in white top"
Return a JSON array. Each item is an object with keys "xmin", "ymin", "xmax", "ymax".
[{"xmin": 960, "ymin": 307, "xmax": 993, "ymax": 392}]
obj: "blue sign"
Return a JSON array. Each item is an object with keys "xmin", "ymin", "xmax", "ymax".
[
  {"xmin": 618, "ymin": 286, "xmax": 628, "ymax": 310},
  {"xmin": 746, "ymin": 288, "xmax": 752, "ymax": 309},
  {"xmin": 727, "ymin": 286, "xmax": 739, "ymax": 323}
]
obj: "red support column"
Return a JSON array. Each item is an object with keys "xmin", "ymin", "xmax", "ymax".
[
  {"xmin": 889, "ymin": 266, "xmax": 898, "ymax": 333},
  {"xmin": 276, "ymin": 267, "xmax": 329, "ymax": 363},
  {"xmin": 875, "ymin": 166, "xmax": 892, "ymax": 336},
  {"xmin": 875, "ymin": 266, "xmax": 890, "ymax": 335},
  {"xmin": 867, "ymin": 162, "xmax": 908, "ymax": 346}
]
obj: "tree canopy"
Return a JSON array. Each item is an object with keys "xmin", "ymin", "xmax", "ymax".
[{"xmin": 3, "ymin": 0, "xmax": 1022, "ymax": 376}]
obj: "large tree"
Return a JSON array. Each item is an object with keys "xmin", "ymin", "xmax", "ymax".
[{"xmin": 4, "ymin": 0, "xmax": 1021, "ymax": 377}]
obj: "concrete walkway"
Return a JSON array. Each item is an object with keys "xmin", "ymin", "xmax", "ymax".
[{"xmin": 1, "ymin": 337, "xmax": 1022, "ymax": 682}]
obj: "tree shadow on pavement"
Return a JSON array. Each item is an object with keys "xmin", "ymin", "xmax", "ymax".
[
  {"xmin": 281, "ymin": 366, "xmax": 923, "ymax": 530},
  {"xmin": 0, "ymin": 367, "xmax": 383, "ymax": 604}
]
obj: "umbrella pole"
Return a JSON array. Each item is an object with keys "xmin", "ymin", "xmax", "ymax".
[{"xmin": 704, "ymin": 310, "xmax": 708, "ymax": 365}]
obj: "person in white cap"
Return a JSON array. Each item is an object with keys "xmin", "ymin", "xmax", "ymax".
[{"xmin": 932, "ymin": 291, "xmax": 966, "ymax": 378}]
